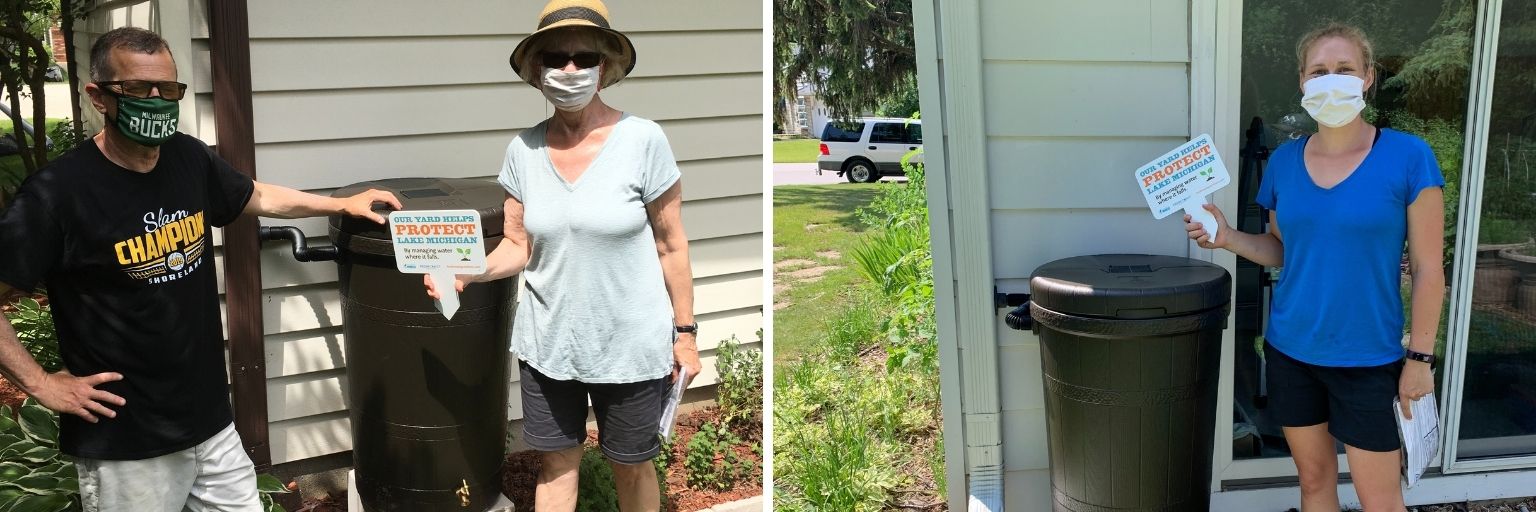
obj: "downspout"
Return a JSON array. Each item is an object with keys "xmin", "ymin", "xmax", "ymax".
[
  {"xmin": 206, "ymin": 0, "xmax": 272, "ymax": 472},
  {"xmin": 931, "ymin": 0, "xmax": 1004, "ymax": 509}
]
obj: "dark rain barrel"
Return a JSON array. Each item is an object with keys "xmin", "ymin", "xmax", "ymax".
[
  {"xmin": 1028, "ymin": 254, "xmax": 1230, "ymax": 512},
  {"xmin": 329, "ymin": 178, "xmax": 515, "ymax": 512}
]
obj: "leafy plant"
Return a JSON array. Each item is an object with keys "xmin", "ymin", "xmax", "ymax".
[
  {"xmin": 575, "ymin": 447, "xmax": 620, "ymax": 512},
  {"xmin": 0, "ymin": 398, "xmax": 78, "ymax": 512},
  {"xmin": 0, "ymin": 398, "xmax": 289, "ymax": 512},
  {"xmin": 853, "ymin": 151, "xmax": 938, "ymax": 370},
  {"xmin": 1478, "ymin": 217, "xmax": 1530, "ymax": 245},
  {"xmin": 45, "ymin": 119, "xmax": 84, "ymax": 152},
  {"xmin": 256, "ymin": 474, "xmax": 289, "ymax": 512},
  {"xmin": 779, "ymin": 411, "xmax": 899, "ymax": 512},
  {"xmin": 849, "ymin": 224, "xmax": 926, "ymax": 297},
  {"xmin": 822, "ymin": 297, "xmax": 882, "ymax": 363},
  {"xmin": 573, "ymin": 446, "xmax": 665, "ymax": 512},
  {"xmin": 4, "ymin": 296, "xmax": 60, "ymax": 373},
  {"xmin": 714, "ymin": 333, "xmax": 763, "ymax": 429},
  {"xmin": 684, "ymin": 421, "xmax": 751, "ymax": 491}
]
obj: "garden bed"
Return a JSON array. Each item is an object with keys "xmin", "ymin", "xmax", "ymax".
[
  {"xmin": 290, "ymin": 406, "xmax": 762, "ymax": 512},
  {"xmin": 498, "ymin": 407, "xmax": 762, "ymax": 512}
]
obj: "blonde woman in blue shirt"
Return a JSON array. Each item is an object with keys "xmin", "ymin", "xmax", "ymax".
[{"xmin": 1187, "ymin": 23, "xmax": 1443, "ymax": 512}]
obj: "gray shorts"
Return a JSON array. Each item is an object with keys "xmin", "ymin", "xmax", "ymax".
[{"xmin": 518, "ymin": 360, "xmax": 670, "ymax": 464}]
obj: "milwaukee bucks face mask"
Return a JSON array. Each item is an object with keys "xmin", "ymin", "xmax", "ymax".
[{"xmin": 109, "ymin": 94, "xmax": 179, "ymax": 147}]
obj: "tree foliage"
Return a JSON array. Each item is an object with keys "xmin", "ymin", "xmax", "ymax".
[
  {"xmin": 773, "ymin": 0, "xmax": 916, "ymax": 124},
  {"xmin": 0, "ymin": 0, "xmax": 59, "ymax": 182}
]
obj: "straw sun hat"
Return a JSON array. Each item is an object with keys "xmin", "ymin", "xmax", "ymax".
[{"xmin": 509, "ymin": 0, "xmax": 637, "ymax": 89}]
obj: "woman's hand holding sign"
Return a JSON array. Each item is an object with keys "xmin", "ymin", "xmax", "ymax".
[
  {"xmin": 423, "ymin": 273, "xmax": 475, "ymax": 299},
  {"xmin": 1183, "ymin": 203, "xmax": 1232, "ymax": 249}
]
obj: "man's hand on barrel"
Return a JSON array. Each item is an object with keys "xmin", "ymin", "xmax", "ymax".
[{"xmin": 339, "ymin": 189, "xmax": 403, "ymax": 224}]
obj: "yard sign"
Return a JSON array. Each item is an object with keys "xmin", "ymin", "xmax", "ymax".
[
  {"xmin": 389, "ymin": 210, "xmax": 487, "ymax": 320},
  {"xmin": 1136, "ymin": 134, "xmax": 1231, "ymax": 242}
]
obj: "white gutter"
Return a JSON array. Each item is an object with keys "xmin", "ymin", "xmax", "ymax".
[
  {"xmin": 922, "ymin": 0, "xmax": 1005, "ymax": 509},
  {"xmin": 909, "ymin": 1, "xmax": 977, "ymax": 510}
]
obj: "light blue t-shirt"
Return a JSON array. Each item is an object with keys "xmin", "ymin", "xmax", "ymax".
[
  {"xmin": 1256, "ymin": 128, "xmax": 1444, "ymax": 367},
  {"xmin": 497, "ymin": 114, "xmax": 682, "ymax": 383}
]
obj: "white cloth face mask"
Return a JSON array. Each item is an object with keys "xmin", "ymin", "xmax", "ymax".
[
  {"xmin": 1301, "ymin": 74, "xmax": 1366, "ymax": 128},
  {"xmin": 541, "ymin": 66, "xmax": 600, "ymax": 112}
]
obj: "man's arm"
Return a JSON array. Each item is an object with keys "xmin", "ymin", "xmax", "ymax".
[
  {"xmin": 243, "ymin": 181, "xmax": 402, "ymax": 224},
  {"xmin": 0, "ymin": 282, "xmax": 125, "ymax": 422}
]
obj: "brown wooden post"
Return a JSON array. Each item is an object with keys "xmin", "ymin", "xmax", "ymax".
[{"xmin": 206, "ymin": 0, "xmax": 271, "ymax": 472}]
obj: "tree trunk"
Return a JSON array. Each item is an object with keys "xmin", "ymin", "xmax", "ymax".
[
  {"xmin": 62, "ymin": 0, "xmax": 82, "ymax": 133},
  {"xmin": 5, "ymin": 78, "xmax": 35, "ymax": 174},
  {"xmin": 0, "ymin": 25, "xmax": 55, "ymax": 174}
]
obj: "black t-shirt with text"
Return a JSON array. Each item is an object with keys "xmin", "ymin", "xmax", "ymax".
[{"xmin": 0, "ymin": 133, "xmax": 253, "ymax": 459}]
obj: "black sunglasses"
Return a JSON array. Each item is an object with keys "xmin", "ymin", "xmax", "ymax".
[
  {"xmin": 539, "ymin": 51, "xmax": 602, "ymax": 70},
  {"xmin": 96, "ymin": 80, "xmax": 190, "ymax": 101}
]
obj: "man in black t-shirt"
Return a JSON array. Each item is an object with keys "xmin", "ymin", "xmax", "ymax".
[{"xmin": 0, "ymin": 27, "xmax": 400, "ymax": 511}]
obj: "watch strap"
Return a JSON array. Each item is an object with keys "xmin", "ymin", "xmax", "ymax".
[
  {"xmin": 1406, "ymin": 349, "xmax": 1435, "ymax": 365},
  {"xmin": 674, "ymin": 323, "xmax": 698, "ymax": 334}
]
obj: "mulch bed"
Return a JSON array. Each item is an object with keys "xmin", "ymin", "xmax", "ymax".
[
  {"xmin": 292, "ymin": 407, "xmax": 762, "ymax": 512},
  {"xmin": 1410, "ymin": 498, "xmax": 1536, "ymax": 512},
  {"xmin": 0, "ymin": 292, "xmax": 47, "ymax": 415},
  {"xmin": 499, "ymin": 407, "xmax": 763, "ymax": 512}
]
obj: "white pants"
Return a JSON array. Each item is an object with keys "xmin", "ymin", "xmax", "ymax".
[{"xmin": 75, "ymin": 422, "xmax": 262, "ymax": 512}]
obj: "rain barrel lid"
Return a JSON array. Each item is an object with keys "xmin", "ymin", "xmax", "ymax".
[
  {"xmin": 1029, "ymin": 254, "xmax": 1230, "ymax": 319},
  {"xmin": 329, "ymin": 178, "xmax": 506, "ymax": 256}
]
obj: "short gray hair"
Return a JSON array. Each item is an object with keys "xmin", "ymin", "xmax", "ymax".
[{"xmin": 89, "ymin": 27, "xmax": 173, "ymax": 82}]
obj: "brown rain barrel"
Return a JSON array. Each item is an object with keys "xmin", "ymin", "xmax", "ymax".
[
  {"xmin": 1027, "ymin": 254, "xmax": 1231, "ymax": 512},
  {"xmin": 329, "ymin": 178, "xmax": 515, "ymax": 511}
]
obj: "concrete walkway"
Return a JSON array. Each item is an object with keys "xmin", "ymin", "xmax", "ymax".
[
  {"xmin": 696, "ymin": 494, "xmax": 763, "ymax": 512},
  {"xmin": 11, "ymin": 83, "xmax": 76, "ymax": 121}
]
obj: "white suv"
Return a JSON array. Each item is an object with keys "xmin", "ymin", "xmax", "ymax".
[{"xmin": 816, "ymin": 118, "xmax": 923, "ymax": 183}]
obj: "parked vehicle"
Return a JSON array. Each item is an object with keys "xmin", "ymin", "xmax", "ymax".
[{"xmin": 817, "ymin": 117, "xmax": 923, "ymax": 183}]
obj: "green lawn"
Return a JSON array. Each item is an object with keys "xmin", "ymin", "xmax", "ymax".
[
  {"xmin": 773, "ymin": 139, "xmax": 820, "ymax": 164},
  {"xmin": 772, "ymin": 184, "xmax": 882, "ymax": 361},
  {"xmin": 0, "ymin": 118, "xmax": 71, "ymax": 187},
  {"xmin": 773, "ymin": 182, "xmax": 945, "ymax": 510}
]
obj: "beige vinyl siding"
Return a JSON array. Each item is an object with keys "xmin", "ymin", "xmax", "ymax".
[
  {"xmin": 971, "ymin": 0, "xmax": 1195, "ymax": 507},
  {"xmin": 88, "ymin": 0, "xmax": 763, "ymax": 466}
]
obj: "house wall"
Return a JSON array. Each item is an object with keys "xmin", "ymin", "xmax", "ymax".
[
  {"xmin": 81, "ymin": 0, "xmax": 764, "ymax": 466},
  {"xmin": 918, "ymin": 1, "xmax": 1211, "ymax": 509}
]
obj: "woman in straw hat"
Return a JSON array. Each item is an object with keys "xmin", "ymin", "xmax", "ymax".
[{"xmin": 426, "ymin": 1, "xmax": 701, "ymax": 509}]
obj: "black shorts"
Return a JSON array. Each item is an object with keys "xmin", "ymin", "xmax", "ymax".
[
  {"xmin": 1264, "ymin": 342, "xmax": 1404, "ymax": 452},
  {"xmin": 518, "ymin": 360, "xmax": 671, "ymax": 464}
]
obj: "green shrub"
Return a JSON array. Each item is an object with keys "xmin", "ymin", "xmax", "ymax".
[
  {"xmin": 573, "ymin": 446, "xmax": 667, "ymax": 512},
  {"xmin": 823, "ymin": 299, "xmax": 882, "ymax": 363},
  {"xmin": 4, "ymin": 297, "xmax": 61, "ymax": 373},
  {"xmin": 684, "ymin": 421, "xmax": 751, "ymax": 491},
  {"xmin": 780, "ymin": 412, "xmax": 898, "ymax": 512},
  {"xmin": 0, "ymin": 399, "xmax": 77, "ymax": 512},
  {"xmin": 256, "ymin": 474, "xmax": 290, "ymax": 512},
  {"xmin": 575, "ymin": 447, "xmax": 620, "ymax": 512},
  {"xmin": 0, "ymin": 399, "xmax": 287, "ymax": 512},
  {"xmin": 714, "ymin": 333, "xmax": 763, "ymax": 429},
  {"xmin": 849, "ymin": 223, "xmax": 927, "ymax": 297},
  {"xmin": 852, "ymin": 155, "xmax": 938, "ymax": 370},
  {"xmin": 46, "ymin": 120, "xmax": 86, "ymax": 154},
  {"xmin": 1479, "ymin": 217, "xmax": 1530, "ymax": 245}
]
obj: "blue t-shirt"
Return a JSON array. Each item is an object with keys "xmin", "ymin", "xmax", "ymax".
[{"xmin": 1256, "ymin": 128, "xmax": 1444, "ymax": 367}]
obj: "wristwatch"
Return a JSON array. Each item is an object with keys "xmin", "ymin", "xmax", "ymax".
[
  {"xmin": 674, "ymin": 323, "xmax": 698, "ymax": 334},
  {"xmin": 1405, "ymin": 349, "xmax": 1436, "ymax": 365}
]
